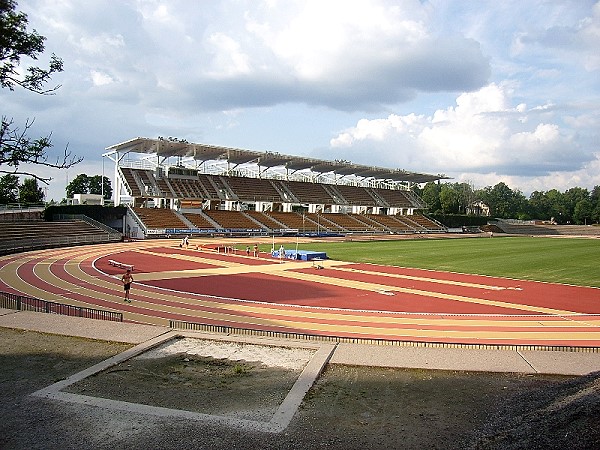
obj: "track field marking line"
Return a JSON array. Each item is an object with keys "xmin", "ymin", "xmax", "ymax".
[
  {"xmin": 66, "ymin": 265, "xmax": 600, "ymax": 341},
  {"xmin": 8, "ymin": 247, "xmax": 587, "ymax": 322},
  {"xmin": 134, "ymin": 249, "xmax": 246, "ymax": 268},
  {"xmin": 2, "ymin": 259, "xmax": 66, "ymax": 302},
  {"xmin": 58, "ymin": 253, "xmax": 566, "ymax": 328},
  {"xmin": 6, "ymin": 242, "xmax": 600, "ymax": 346},
  {"xmin": 270, "ymin": 269, "xmax": 582, "ymax": 317},
  {"xmin": 131, "ymin": 259, "xmax": 345, "ymax": 281},
  {"xmin": 331, "ymin": 266, "xmax": 522, "ymax": 291},
  {"xmin": 102, "ymin": 251, "xmax": 586, "ymax": 319},
  {"xmin": 57, "ymin": 256, "xmax": 600, "ymax": 335}
]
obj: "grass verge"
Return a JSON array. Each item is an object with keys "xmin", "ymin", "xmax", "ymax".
[{"xmin": 266, "ymin": 236, "xmax": 599, "ymax": 287}]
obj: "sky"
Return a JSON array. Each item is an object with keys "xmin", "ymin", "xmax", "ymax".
[{"xmin": 2, "ymin": 0, "xmax": 599, "ymax": 202}]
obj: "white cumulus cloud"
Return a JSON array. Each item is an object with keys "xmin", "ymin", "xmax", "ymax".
[{"xmin": 329, "ymin": 83, "xmax": 592, "ymax": 180}]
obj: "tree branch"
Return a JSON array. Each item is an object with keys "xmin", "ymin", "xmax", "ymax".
[{"xmin": 0, "ymin": 116, "xmax": 83, "ymax": 184}]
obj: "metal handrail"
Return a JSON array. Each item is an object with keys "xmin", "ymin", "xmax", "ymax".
[{"xmin": 0, "ymin": 291, "xmax": 122, "ymax": 322}]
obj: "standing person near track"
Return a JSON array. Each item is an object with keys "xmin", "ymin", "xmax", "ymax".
[
  {"xmin": 253, "ymin": 243, "xmax": 258, "ymax": 257},
  {"xmin": 122, "ymin": 269, "xmax": 133, "ymax": 303},
  {"xmin": 279, "ymin": 244, "xmax": 285, "ymax": 263}
]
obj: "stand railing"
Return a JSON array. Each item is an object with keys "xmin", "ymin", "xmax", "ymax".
[{"xmin": 0, "ymin": 291, "xmax": 123, "ymax": 322}]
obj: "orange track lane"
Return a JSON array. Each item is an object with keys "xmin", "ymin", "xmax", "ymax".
[{"xmin": 1, "ymin": 241, "xmax": 599, "ymax": 347}]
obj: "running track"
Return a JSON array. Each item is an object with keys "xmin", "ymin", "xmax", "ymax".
[{"xmin": 1, "ymin": 240, "xmax": 599, "ymax": 347}]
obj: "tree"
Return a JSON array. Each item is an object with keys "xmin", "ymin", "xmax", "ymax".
[
  {"xmin": 573, "ymin": 199, "xmax": 593, "ymax": 225},
  {"xmin": 591, "ymin": 186, "xmax": 600, "ymax": 224},
  {"xmin": 0, "ymin": 0, "xmax": 82, "ymax": 184},
  {"xmin": 421, "ymin": 182, "xmax": 441, "ymax": 213},
  {"xmin": 439, "ymin": 184, "xmax": 460, "ymax": 214},
  {"xmin": 0, "ymin": 173, "xmax": 18, "ymax": 203},
  {"xmin": 527, "ymin": 191, "xmax": 551, "ymax": 220},
  {"xmin": 562, "ymin": 187, "xmax": 589, "ymax": 224},
  {"xmin": 88, "ymin": 175, "xmax": 112, "ymax": 200},
  {"xmin": 543, "ymin": 189, "xmax": 566, "ymax": 223},
  {"xmin": 18, "ymin": 176, "xmax": 43, "ymax": 203},
  {"xmin": 65, "ymin": 173, "xmax": 89, "ymax": 198},
  {"xmin": 478, "ymin": 182, "xmax": 526, "ymax": 219},
  {"xmin": 454, "ymin": 182, "xmax": 476, "ymax": 214},
  {"xmin": 66, "ymin": 173, "xmax": 112, "ymax": 200}
]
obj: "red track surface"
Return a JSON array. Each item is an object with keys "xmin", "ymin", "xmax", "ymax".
[{"xmin": 1, "ymin": 241, "xmax": 599, "ymax": 347}]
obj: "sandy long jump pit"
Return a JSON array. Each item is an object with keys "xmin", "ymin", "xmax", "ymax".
[
  {"xmin": 32, "ymin": 331, "xmax": 336, "ymax": 433},
  {"xmin": 2, "ymin": 240, "xmax": 600, "ymax": 347}
]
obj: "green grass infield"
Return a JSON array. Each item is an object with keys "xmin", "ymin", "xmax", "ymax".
[{"xmin": 265, "ymin": 236, "xmax": 599, "ymax": 288}]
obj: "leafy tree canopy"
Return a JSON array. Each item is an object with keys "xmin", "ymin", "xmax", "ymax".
[
  {"xmin": 0, "ymin": 0, "xmax": 82, "ymax": 184},
  {"xmin": 0, "ymin": 173, "xmax": 18, "ymax": 203},
  {"xmin": 18, "ymin": 176, "xmax": 43, "ymax": 203},
  {"xmin": 66, "ymin": 173, "xmax": 111, "ymax": 200},
  {"xmin": 421, "ymin": 181, "xmax": 600, "ymax": 225}
]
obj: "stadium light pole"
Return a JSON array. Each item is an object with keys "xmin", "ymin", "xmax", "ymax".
[{"xmin": 101, "ymin": 156, "xmax": 105, "ymax": 205}]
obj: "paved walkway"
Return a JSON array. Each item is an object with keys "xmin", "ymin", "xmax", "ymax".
[{"xmin": 2, "ymin": 308, "xmax": 599, "ymax": 376}]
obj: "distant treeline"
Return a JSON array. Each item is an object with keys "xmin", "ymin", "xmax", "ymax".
[{"xmin": 415, "ymin": 181, "xmax": 600, "ymax": 225}]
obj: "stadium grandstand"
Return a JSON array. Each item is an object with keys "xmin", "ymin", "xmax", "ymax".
[{"xmin": 103, "ymin": 137, "xmax": 449, "ymax": 239}]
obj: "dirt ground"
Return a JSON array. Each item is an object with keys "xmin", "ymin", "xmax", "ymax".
[
  {"xmin": 2, "ymin": 327, "xmax": 600, "ymax": 449},
  {"xmin": 65, "ymin": 352, "xmax": 303, "ymax": 422}
]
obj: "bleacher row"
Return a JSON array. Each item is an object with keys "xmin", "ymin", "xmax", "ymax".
[
  {"xmin": 120, "ymin": 167, "xmax": 415, "ymax": 208},
  {"xmin": 132, "ymin": 207, "xmax": 445, "ymax": 234},
  {"xmin": 0, "ymin": 220, "xmax": 122, "ymax": 254},
  {"xmin": 494, "ymin": 222, "xmax": 600, "ymax": 237}
]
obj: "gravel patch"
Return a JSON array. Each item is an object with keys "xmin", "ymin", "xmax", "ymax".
[{"xmin": 135, "ymin": 337, "xmax": 315, "ymax": 370}]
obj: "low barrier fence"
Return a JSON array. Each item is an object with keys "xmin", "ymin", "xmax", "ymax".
[
  {"xmin": 170, "ymin": 319, "xmax": 600, "ymax": 352},
  {"xmin": 0, "ymin": 291, "xmax": 123, "ymax": 322}
]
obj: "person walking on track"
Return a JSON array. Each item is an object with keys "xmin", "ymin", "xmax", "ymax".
[{"xmin": 122, "ymin": 269, "xmax": 134, "ymax": 303}]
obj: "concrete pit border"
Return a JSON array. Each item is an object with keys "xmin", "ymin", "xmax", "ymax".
[{"xmin": 30, "ymin": 330, "xmax": 336, "ymax": 434}]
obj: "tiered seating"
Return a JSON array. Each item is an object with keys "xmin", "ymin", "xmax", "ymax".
[
  {"xmin": 334, "ymin": 185, "xmax": 378, "ymax": 206},
  {"xmin": 120, "ymin": 168, "xmax": 143, "ymax": 196},
  {"xmin": 204, "ymin": 175, "xmax": 231, "ymax": 199},
  {"xmin": 182, "ymin": 212, "xmax": 216, "ymax": 229},
  {"xmin": 264, "ymin": 212, "xmax": 319, "ymax": 231},
  {"xmin": 284, "ymin": 180, "xmax": 335, "ymax": 204},
  {"xmin": 320, "ymin": 213, "xmax": 376, "ymax": 232},
  {"xmin": 0, "ymin": 220, "xmax": 121, "ymax": 254},
  {"xmin": 155, "ymin": 177, "xmax": 174, "ymax": 197},
  {"xmin": 372, "ymin": 188, "xmax": 413, "ymax": 207},
  {"xmin": 245, "ymin": 211, "xmax": 286, "ymax": 230},
  {"xmin": 0, "ymin": 221, "xmax": 115, "ymax": 242},
  {"xmin": 221, "ymin": 176, "xmax": 282, "ymax": 202},
  {"xmin": 351, "ymin": 213, "xmax": 391, "ymax": 231},
  {"xmin": 366, "ymin": 214, "xmax": 413, "ymax": 233},
  {"xmin": 166, "ymin": 178, "xmax": 187, "ymax": 198},
  {"xmin": 167, "ymin": 177, "xmax": 207, "ymax": 199},
  {"xmin": 305, "ymin": 213, "xmax": 345, "ymax": 232},
  {"xmin": 127, "ymin": 207, "xmax": 448, "ymax": 236},
  {"xmin": 187, "ymin": 179, "xmax": 206, "ymax": 197},
  {"xmin": 124, "ymin": 166, "xmax": 424, "ymax": 215},
  {"xmin": 132, "ymin": 207, "xmax": 187, "ymax": 229},
  {"xmin": 135, "ymin": 169, "xmax": 169, "ymax": 197},
  {"xmin": 120, "ymin": 167, "xmax": 442, "ymax": 236},
  {"xmin": 135, "ymin": 169, "xmax": 153, "ymax": 191},
  {"xmin": 495, "ymin": 223, "xmax": 600, "ymax": 236},
  {"xmin": 405, "ymin": 214, "xmax": 445, "ymax": 231},
  {"xmin": 203, "ymin": 210, "xmax": 263, "ymax": 230},
  {"xmin": 197, "ymin": 174, "xmax": 220, "ymax": 198}
]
